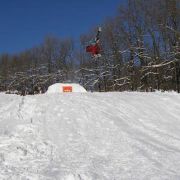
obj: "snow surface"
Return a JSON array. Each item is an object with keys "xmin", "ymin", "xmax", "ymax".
[
  {"xmin": 46, "ymin": 83, "xmax": 87, "ymax": 93},
  {"xmin": 0, "ymin": 92, "xmax": 180, "ymax": 179}
]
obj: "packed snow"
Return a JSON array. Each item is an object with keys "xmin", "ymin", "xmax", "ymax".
[
  {"xmin": 0, "ymin": 91, "xmax": 180, "ymax": 179},
  {"xmin": 46, "ymin": 83, "xmax": 87, "ymax": 93}
]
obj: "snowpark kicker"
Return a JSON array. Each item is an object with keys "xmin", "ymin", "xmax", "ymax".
[{"xmin": 0, "ymin": 92, "xmax": 180, "ymax": 179}]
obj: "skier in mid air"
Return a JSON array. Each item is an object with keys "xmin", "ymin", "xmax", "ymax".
[{"xmin": 86, "ymin": 27, "xmax": 102, "ymax": 58}]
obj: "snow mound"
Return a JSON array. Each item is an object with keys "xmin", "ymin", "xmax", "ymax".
[{"xmin": 46, "ymin": 83, "xmax": 87, "ymax": 93}]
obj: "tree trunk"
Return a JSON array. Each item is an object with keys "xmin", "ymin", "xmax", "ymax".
[{"xmin": 175, "ymin": 61, "xmax": 180, "ymax": 93}]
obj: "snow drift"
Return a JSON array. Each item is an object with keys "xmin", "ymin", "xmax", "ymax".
[
  {"xmin": 46, "ymin": 83, "xmax": 87, "ymax": 93},
  {"xmin": 0, "ymin": 92, "xmax": 180, "ymax": 179}
]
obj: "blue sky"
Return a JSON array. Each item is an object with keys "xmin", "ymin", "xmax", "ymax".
[{"xmin": 0, "ymin": 0, "xmax": 124, "ymax": 54}]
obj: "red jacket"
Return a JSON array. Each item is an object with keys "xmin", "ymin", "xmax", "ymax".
[{"xmin": 86, "ymin": 44, "xmax": 100, "ymax": 55}]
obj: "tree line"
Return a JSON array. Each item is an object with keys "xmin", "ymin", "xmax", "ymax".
[{"xmin": 0, "ymin": 0, "xmax": 179, "ymax": 94}]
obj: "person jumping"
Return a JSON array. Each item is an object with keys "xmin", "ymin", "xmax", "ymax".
[{"xmin": 86, "ymin": 27, "xmax": 102, "ymax": 58}]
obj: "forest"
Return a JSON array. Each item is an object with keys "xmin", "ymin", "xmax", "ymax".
[{"xmin": 0, "ymin": 0, "xmax": 179, "ymax": 94}]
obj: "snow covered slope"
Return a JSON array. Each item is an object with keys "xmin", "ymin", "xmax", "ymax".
[{"xmin": 0, "ymin": 92, "xmax": 180, "ymax": 179}]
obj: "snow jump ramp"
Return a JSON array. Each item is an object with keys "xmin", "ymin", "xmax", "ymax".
[{"xmin": 46, "ymin": 83, "xmax": 87, "ymax": 93}]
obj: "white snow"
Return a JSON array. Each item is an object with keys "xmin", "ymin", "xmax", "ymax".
[
  {"xmin": 0, "ymin": 92, "xmax": 180, "ymax": 179},
  {"xmin": 46, "ymin": 83, "xmax": 87, "ymax": 93}
]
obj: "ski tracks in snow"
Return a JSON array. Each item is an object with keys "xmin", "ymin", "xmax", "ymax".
[{"xmin": 0, "ymin": 92, "xmax": 180, "ymax": 179}]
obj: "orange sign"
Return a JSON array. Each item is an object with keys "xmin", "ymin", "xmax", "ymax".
[{"xmin": 63, "ymin": 86, "xmax": 72, "ymax": 92}]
